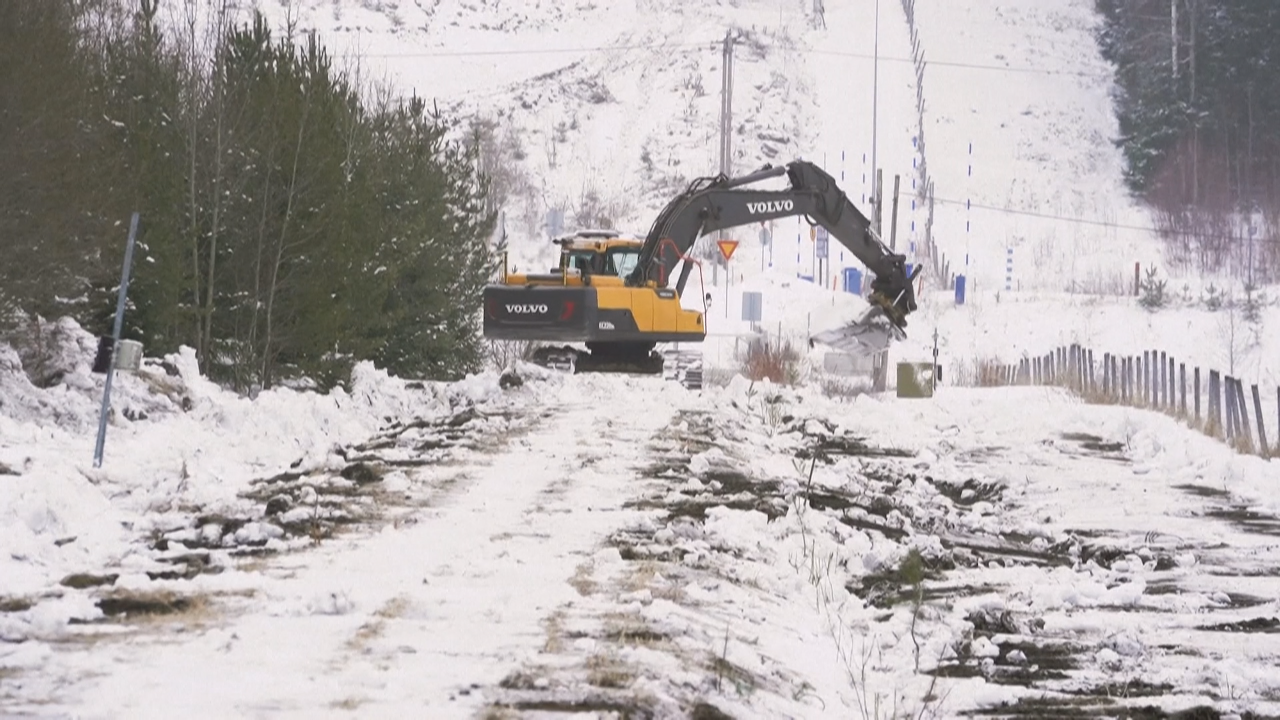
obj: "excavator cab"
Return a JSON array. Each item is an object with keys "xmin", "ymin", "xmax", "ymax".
[{"xmin": 483, "ymin": 229, "xmax": 706, "ymax": 374}]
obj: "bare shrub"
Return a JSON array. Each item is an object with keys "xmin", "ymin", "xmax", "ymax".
[
  {"xmin": 570, "ymin": 179, "xmax": 633, "ymax": 231},
  {"xmin": 952, "ymin": 357, "xmax": 1012, "ymax": 387},
  {"xmin": 818, "ymin": 374, "xmax": 871, "ymax": 400},
  {"xmin": 700, "ymin": 365, "xmax": 738, "ymax": 387},
  {"xmin": 737, "ymin": 336, "xmax": 802, "ymax": 385},
  {"xmin": 1071, "ymin": 268, "xmax": 1130, "ymax": 296},
  {"xmin": 484, "ymin": 339, "xmax": 537, "ymax": 371}
]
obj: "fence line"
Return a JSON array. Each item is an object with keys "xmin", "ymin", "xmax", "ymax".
[{"xmin": 966, "ymin": 343, "xmax": 1278, "ymax": 459}]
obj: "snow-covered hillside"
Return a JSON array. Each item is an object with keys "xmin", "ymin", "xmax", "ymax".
[
  {"xmin": 246, "ymin": 0, "xmax": 1162, "ymax": 293},
  {"xmin": 913, "ymin": 0, "xmax": 1163, "ymax": 293}
]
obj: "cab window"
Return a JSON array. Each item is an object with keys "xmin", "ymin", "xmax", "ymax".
[{"xmin": 606, "ymin": 249, "xmax": 639, "ymax": 277}]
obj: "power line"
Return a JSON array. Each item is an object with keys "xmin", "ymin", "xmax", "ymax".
[
  {"xmin": 359, "ymin": 40, "xmax": 1110, "ymax": 77},
  {"xmin": 931, "ymin": 196, "xmax": 1279, "ymax": 244},
  {"xmin": 362, "ymin": 41, "xmax": 715, "ymax": 58},
  {"xmin": 806, "ymin": 48, "xmax": 1110, "ymax": 78}
]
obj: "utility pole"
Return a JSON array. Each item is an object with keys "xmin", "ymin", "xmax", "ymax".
[
  {"xmin": 719, "ymin": 30, "xmax": 734, "ymax": 179},
  {"xmin": 715, "ymin": 30, "xmax": 735, "ymax": 281},
  {"xmin": 889, "ymin": 174, "xmax": 901, "ymax": 251},
  {"xmin": 870, "ymin": 0, "xmax": 880, "ymax": 217},
  {"xmin": 874, "ymin": 169, "xmax": 884, "ymax": 237}
]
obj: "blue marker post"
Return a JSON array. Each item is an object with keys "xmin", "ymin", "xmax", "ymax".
[
  {"xmin": 862, "ymin": 152, "xmax": 867, "ymax": 205},
  {"xmin": 93, "ymin": 212, "xmax": 141, "ymax": 468}
]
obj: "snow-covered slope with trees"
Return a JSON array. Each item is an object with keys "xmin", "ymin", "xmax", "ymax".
[{"xmin": 248, "ymin": 0, "xmax": 1163, "ymax": 293}]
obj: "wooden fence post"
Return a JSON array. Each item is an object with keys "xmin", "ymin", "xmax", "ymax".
[
  {"xmin": 1162, "ymin": 348, "xmax": 1172, "ymax": 407},
  {"xmin": 1225, "ymin": 375, "xmax": 1238, "ymax": 440},
  {"xmin": 1209, "ymin": 370, "xmax": 1221, "ymax": 435},
  {"xmin": 1168, "ymin": 356, "xmax": 1175, "ymax": 412},
  {"xmin": 1113, "ymin": 355, "xmax": 1120, "ymax": 402},
  {"xmin": 1252, "ymin": 384, "xmax": 1268, "ymax": 456},
  {"xmin": 1194, "ymin": 368, "xmax": 1201, "ymax": 424},
  {"xmin": 1087, "ymin": 349, "xmax": 1095, "ymax": 393},
  {"xmin": 1236, "ymin": 379, "xmax": 1252, "ymax": 451},
  {"xmin": 1143, "ymin": 351, "xmax": 1152, "ymax": 406},
  {"xmin": 1179, "ymin": 363, "xmax": 1186, "ymax": 417},
  {"xmin": 1124, "ymin": 356, "xmax": 1133, "ymax": 404}
]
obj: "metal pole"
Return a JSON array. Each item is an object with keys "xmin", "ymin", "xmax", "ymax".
[
  {"xmin": 93, "ymin": 212, "xmax": 141, "ymax": 468},
  {"xmin": 870, "ymin": 0, "xmax": 880, "ymax": 204},
  {"xmin": 890, "ymin": 174, "xmax": 901, "ymax": 251}
]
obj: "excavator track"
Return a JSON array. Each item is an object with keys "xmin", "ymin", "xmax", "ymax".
[{"xmin": 528, "ymin": 344, "xmax": 704, "ymax": 390}]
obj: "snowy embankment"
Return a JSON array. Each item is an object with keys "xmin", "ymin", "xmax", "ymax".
[
  {"xmin": 4, "ymin": 319, "xmax": 1280, "ymax": 719},
  {"xmin": 0, "ymin": 317, "xmax": 520, "ymax": 633}
]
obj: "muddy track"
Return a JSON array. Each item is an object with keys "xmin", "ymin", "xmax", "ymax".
[{"xmin": 482, "ymin": 402, "xmax": 1280, "ymax": 718}]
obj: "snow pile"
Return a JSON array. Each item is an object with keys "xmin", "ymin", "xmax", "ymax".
[
  {"xmin": 0, "ymin": 317, "xmax": 550, "ymax": 632},
  {"xmin": 0, "ymin": 317, "xmax": 192, "ymax": 433}
]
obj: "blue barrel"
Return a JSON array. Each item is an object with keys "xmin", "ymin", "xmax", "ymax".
[
  {"xmin": 955, "ymin": 274, "xmax": 967, "ymax": 305},
  {"xmin": 842, "ymin": 267, "xmax": 863, "ymax": 295}
]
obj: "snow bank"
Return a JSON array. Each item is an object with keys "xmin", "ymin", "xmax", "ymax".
[{"xmin": 0, "ymin": 317, "xmax": 541, "ymax": 611}]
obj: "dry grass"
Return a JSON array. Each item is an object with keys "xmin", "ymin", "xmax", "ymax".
[
  {"xmin": 329, "ymin": 696, "xmax": 367, "ymax": 711},
  {"xmin": 542, "ymin": 609, "xmax": 568, "ymax": 653},
  {"xmin": 585, "ymin": 650, "xmax": 635, "ymax": 689},
  {"xmin": 568, "ymin": 562, "xmax": 598, "ymax": 596},
  {"xmin": 737, "ymin": 336, "xmax": 803, "ymax": 385},
  {"xmin": 621, "ymin": 561, "xmax": 659, "ymax": 592},
  {"xmin": 620, "ymin": 559, "xmax": 687, "ymax": 602},
  {"xmin": 346, "ymin": 595, "xmax": 409, "ymax": 653}
]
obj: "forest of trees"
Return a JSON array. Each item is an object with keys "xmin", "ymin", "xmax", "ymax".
[
  {"xmin": 1096, "ymin": 0, "xmax": 1280, "ymax": 281},
  {"xmin": 0, "ymin": 0, "xmax": 498, "ymax": 391}
]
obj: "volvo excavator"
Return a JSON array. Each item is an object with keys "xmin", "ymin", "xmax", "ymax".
[{"xmin": 482, "ymin": 159, "xmax": 920, "ymax": 379}]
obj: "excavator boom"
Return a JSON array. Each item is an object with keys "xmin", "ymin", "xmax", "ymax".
[{"xmin": 627, "ymin": 161, "xmax": 919, "ymax": 340}]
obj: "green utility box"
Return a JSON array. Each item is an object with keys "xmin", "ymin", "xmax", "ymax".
[{"xmin": 896, "ymin": 362, "xmax": 936, "ymax": 398}]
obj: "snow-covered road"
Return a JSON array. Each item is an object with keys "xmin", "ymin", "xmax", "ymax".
[
  {"xmin": 5, "ymin": 355, "xmax": 1280, "ymax": 719},
  {"xmin": 9, "ymin": 374, "xmax": 694, "ymax": 719}
]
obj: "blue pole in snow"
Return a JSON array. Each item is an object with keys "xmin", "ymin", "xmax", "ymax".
[{"xmin": 93, "ymin": 212, "xmax": 140, "ymax": 468}]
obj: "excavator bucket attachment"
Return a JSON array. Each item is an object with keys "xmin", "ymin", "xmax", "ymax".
[{"xmin": 809, "ymin": 306, "xmax": 905, "ymax": 357}]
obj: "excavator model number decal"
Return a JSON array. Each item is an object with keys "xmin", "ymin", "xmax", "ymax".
[
  {"xmin": 506, "ymin": 304, "xmax": 549, "ymax": 314},
  {"xmin": 747, "ymin": 200, "xmax": 794, "ymax": 214}
]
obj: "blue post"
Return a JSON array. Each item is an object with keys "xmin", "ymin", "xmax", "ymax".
[
  {"xmin": 843, "ymin": 267, "xmax": 863, "ymax": 295},
  {"xmin": 955, "ymin": 275, "xmax": 967, "ymax": 305},
  {"xmin": 93, "ymin": 212, "xmax": 141, "ymax": 468}
]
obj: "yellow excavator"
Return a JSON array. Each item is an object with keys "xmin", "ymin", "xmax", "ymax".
[{"xmin": 482, "ymin": 159, "xmax": 920, "ymax": 376}]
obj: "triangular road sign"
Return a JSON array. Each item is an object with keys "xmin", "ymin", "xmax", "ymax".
[{"xmin": 717, "ymin": 239, "xmax": 739, "ymax": 261}]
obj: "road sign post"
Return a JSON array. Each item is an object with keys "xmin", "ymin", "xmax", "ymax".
[
  {"xmin": 717, "ymin": 240, "xmax": 738, "ymax": 319},
  {"xmin": 815, "ymin": 227, "xmax": 829, "ymax": 286}
]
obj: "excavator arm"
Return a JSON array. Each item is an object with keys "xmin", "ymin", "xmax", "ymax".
[{"xmin": 626, "ymin": 160, "xmax": 920, "ymax": 335}]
